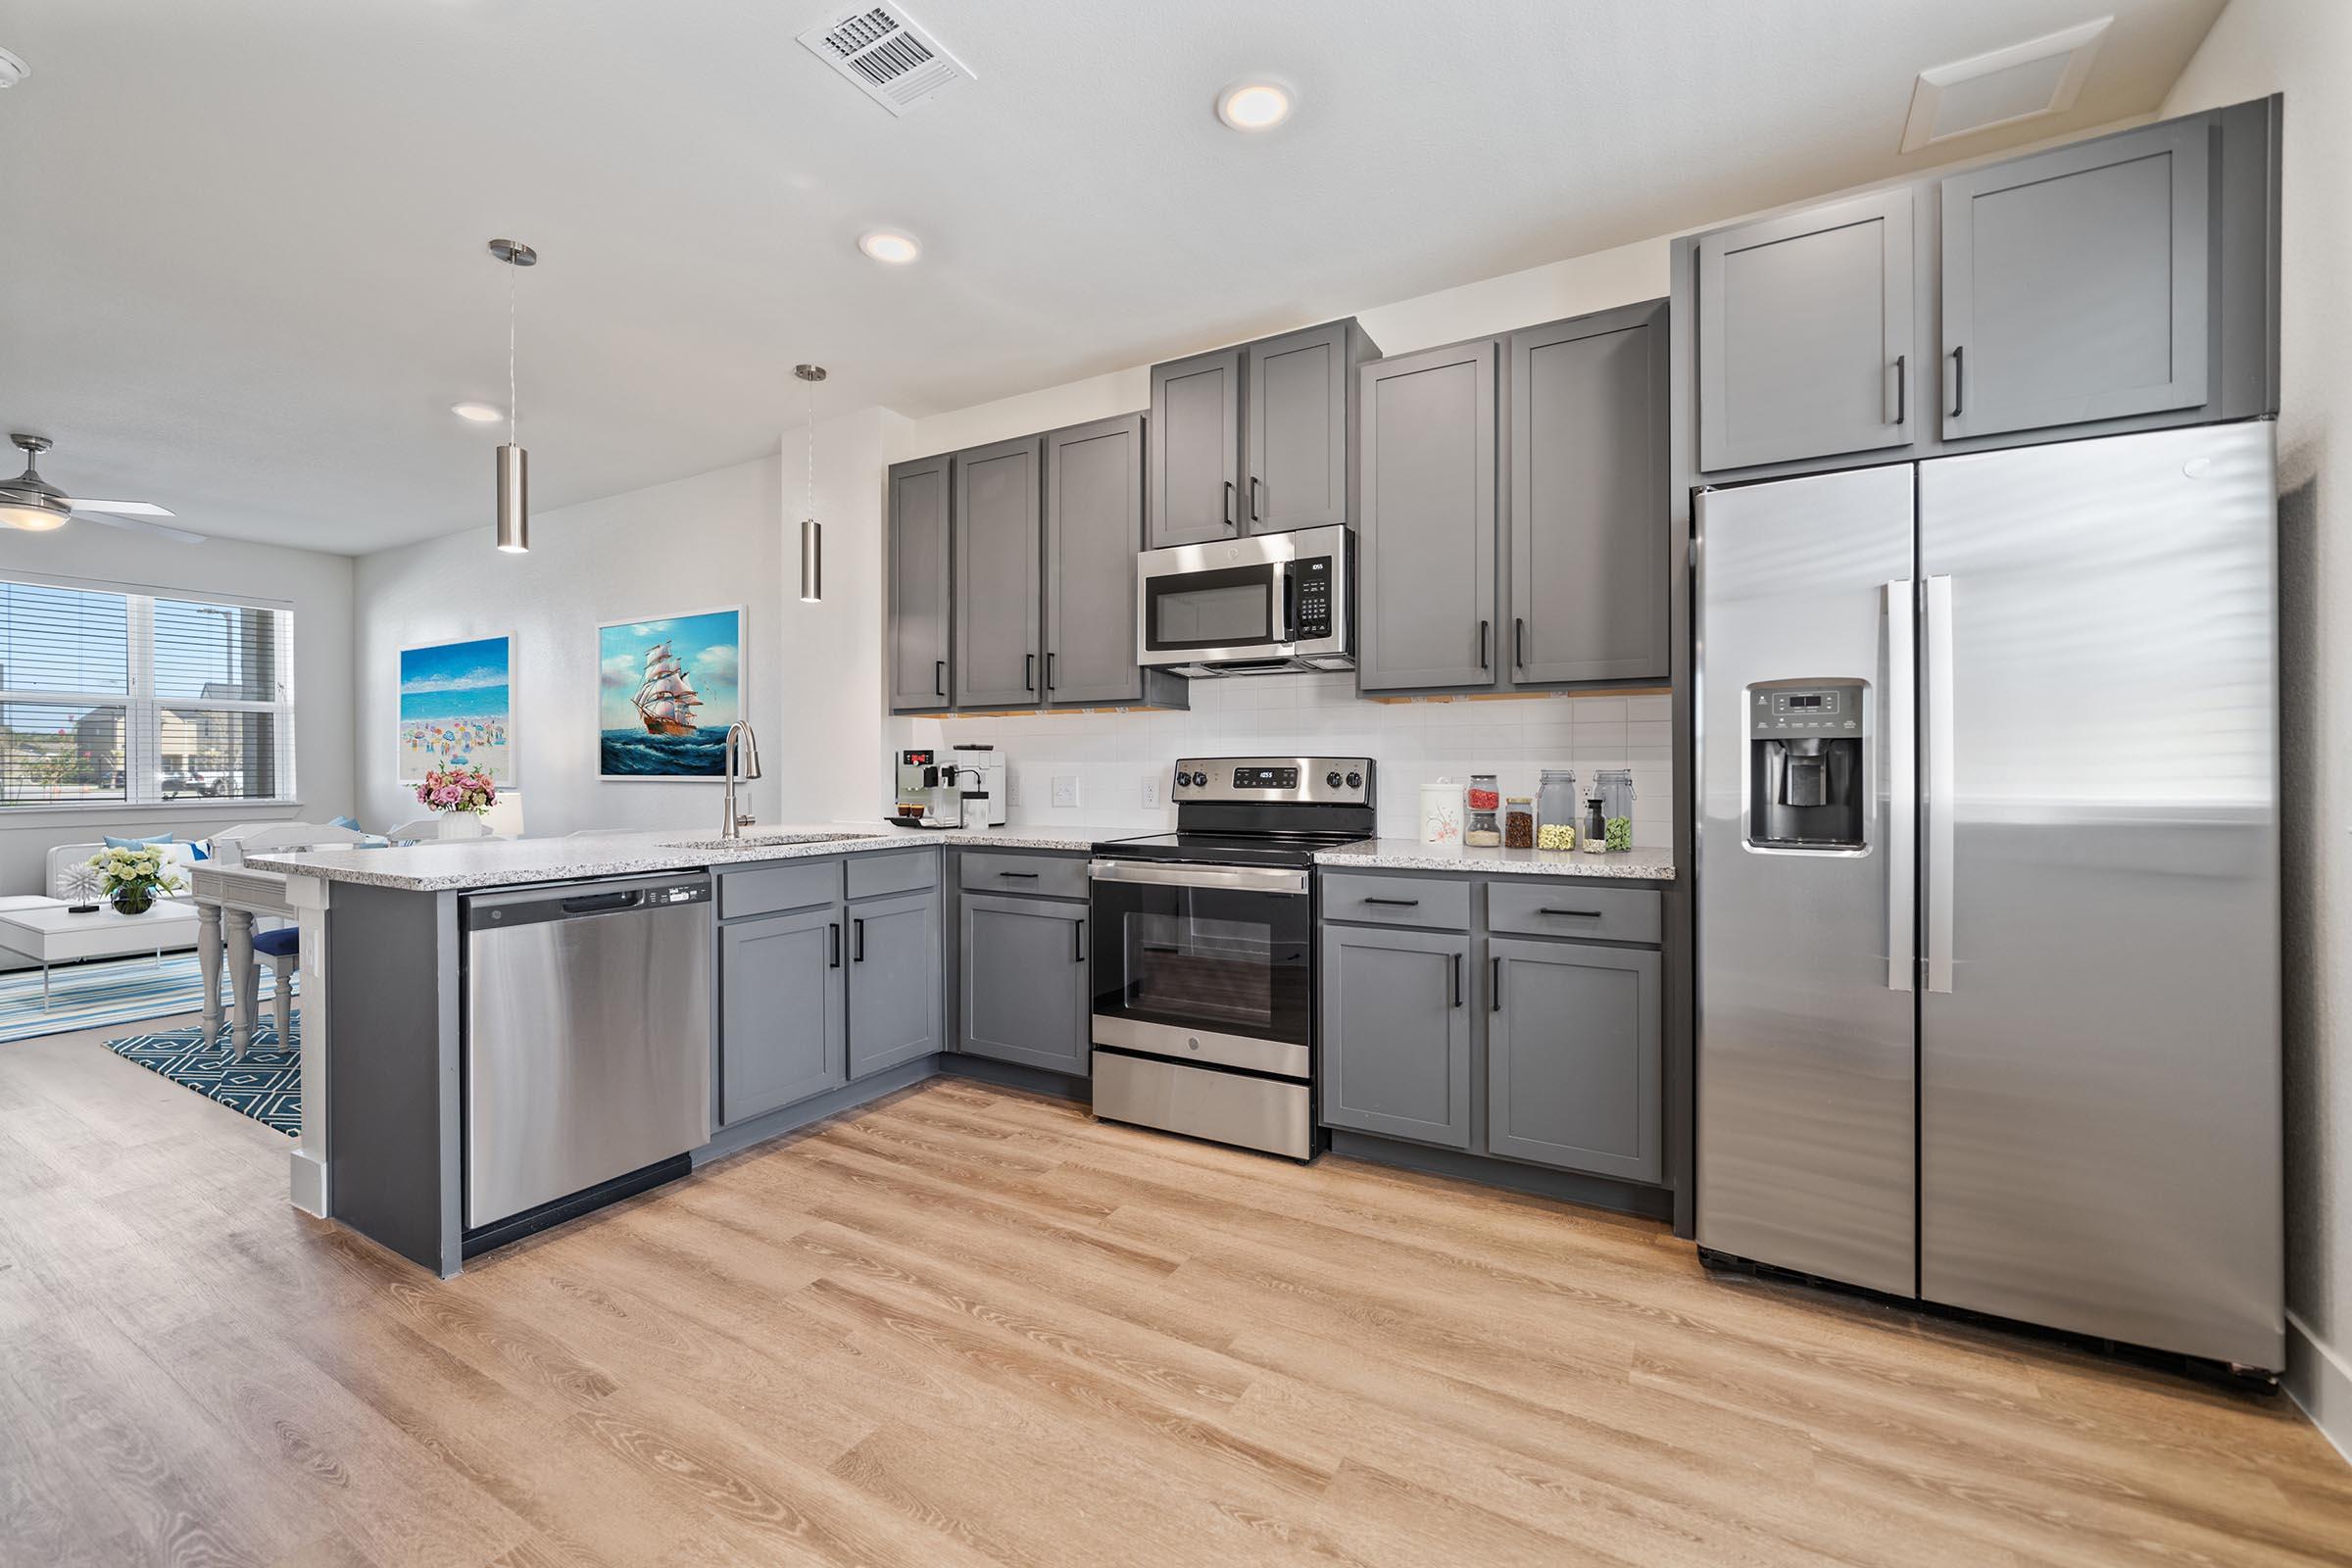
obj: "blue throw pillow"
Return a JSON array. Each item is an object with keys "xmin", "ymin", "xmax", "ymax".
[
  {"xmin": 103, "ymin": 832, "xmax": 175, "ymax": 850},
  {"xmin": 329, "ymin": 815, "xmax": 363, "ymax": 832},
  {"xmin": 189, "ymin": 842, "xmax": 209, "ymax": 859}
]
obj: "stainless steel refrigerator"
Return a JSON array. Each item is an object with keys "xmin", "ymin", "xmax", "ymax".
[{"xmin": 1694, "ymin": 421, "xmax": 2282, "ymax": 1372}]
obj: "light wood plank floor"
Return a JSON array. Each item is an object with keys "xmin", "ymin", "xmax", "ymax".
[{"xmin": 4, "ymin": 1013, "xmax": 2348, "ymax": 1568}]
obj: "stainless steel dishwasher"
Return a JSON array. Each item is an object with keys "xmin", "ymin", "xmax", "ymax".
[{"xmin": 462, "ymin": 872, "xmax": 711, "ymax": 1250}]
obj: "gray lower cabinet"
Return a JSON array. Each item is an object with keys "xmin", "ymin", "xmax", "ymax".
[
  {"xmin": 959, "ymin": 891, "xmax": 1091, "ymax": 1076},
  {"xmin": 1355, "ymin": 339, "xmax": 1498, "ymax": 693},
  {"xmin": 719, "ymin": 905, "xmax": 845, "ymax": 1125},
  {"xmin": 1043, "ymin": 414, "xmax": 1155, "ymax": 708},
  {"xmin": 846, "ymin": 890, "xmax": 942, "ymax": 1078},
  {"xmin": 1940, "ymin": 116, "xmax": 2209, "ymax": 442},
  {"xmin": 1695, "ymin": 187, "xmax": 1916, "ymax": 472},
  {"xmin": 1320, "ymin": 923, "xmax": 1473, "ymax": 1149},
  {"xmin": 954, "ymin": 435, "xmax": 1043, "ymax": 708},
  {"xmin": 887, "ymin": 453, "xmax": 952, "ymax": 712},
  {"xmin": 1508, "ymin": 303, "xmax": 1669, "ymax": 685},
  {"xmin": 1148, "ymin": 347, "xmax": 1243, "ymax": 549},
  {"xmin": 1486, "ymin": 937, "xmax": 1662, "ymax": 1183}
]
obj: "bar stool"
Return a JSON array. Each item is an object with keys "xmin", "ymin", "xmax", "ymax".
[{"xmin": 248, "ymin": 925, "xmax": 299, "ymax": 1053}]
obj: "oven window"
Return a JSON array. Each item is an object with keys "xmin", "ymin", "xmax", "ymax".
[
  {"xmin": 1145, "ymin": 564, "xmax": 1275, "ymax": 651},
  {"xmin": 1128, "ymin": 910, "xmax": 1272, "ymax": 1028},
  {"xmin": 1090, "ymin": 880, "xmax": 1311, "ymax": 1048}
]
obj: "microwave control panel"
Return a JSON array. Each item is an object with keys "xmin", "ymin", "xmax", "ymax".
[{"xmin": 1292, "ymin": 557, "xmax": 1334, "ymax": 640}]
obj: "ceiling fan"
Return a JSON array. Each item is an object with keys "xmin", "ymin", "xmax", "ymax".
[{"xmin": 0, "ymin": 434, "xmax": 205, "ymax": 544}]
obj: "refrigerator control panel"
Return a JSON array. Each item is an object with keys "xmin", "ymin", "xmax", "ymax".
[{"xmin": 1748, "ymin": 684, "xmax": 1864, "ymax": 738}]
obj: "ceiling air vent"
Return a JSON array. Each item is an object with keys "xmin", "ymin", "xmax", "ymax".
[
  {"xmin": 1900, "ymin": 16, "xmax": 2111, "ymax": 153},
  {"xmin": 797, "ymin": 3, "xmax": 974, "ymax": 117}
]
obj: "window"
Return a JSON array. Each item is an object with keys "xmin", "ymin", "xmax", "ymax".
[{"xmin": 0, "ymin": 576, "xmax": 295, "ymax": 808}]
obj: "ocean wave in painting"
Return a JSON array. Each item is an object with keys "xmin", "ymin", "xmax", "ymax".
[{"xmin": 601, "ymin": 727, "xmax": 728, "ymax": 777}]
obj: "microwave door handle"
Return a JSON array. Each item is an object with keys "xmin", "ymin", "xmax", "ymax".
[{"xmin": 1274, "ymin": 561, "xmax": 1297, "ymax": 643}]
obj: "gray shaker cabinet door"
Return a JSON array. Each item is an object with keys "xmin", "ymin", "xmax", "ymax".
[
  {"xmin": 887, "ymin": 454, "xmax": 953, "ymax": 711},
  {"xmin": 1509, "ymin": 303, "xmax": 1670, "ymax": 686},
  {"xmin": 1355, "ymin": 340, "xmax": 1498, "ymax": 693},
  {"xmin": 1320, "ymin": 923, "xmax": 1473, "ymax": 1150},
  {"xmin": 953, "ymin": 435, "xmax": 1043, "ymax": 709},
  {"xmin": 959, "ymin": 893, "xmax": 1091, "ymax": 1076},
  {"xmin": 1940, "ymin": 117, "xmax": 2210, "ymax": 441},
  {"xmin": 846, "ymin": 891, "xmax": 942, "ymax": 1079},
  {"xmin": 1044, "ymin": 414, "xmax": 1146, "ymax": 706},
  {"xmin": 1696, "ymin": 187, "xmax": 1915, "ymax": 471},
  {"xmin": 1245, "ymin": 320, "xmax": 1349, "ymax": 534},
  {"xmin": 1148, "ymin": 348, "xmax": 1243, "ymax": 549},
  {"xmin": 719, "ymin": 906, "xmax": 846, "ymax": 1125},
  {"xmin": 1486, "ymin": 938, "xmax": 1662, "ymax": 1183}
]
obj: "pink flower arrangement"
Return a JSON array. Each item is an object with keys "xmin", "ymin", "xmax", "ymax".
[{"xmin": 416, "ymin": 765, "xmax": 497, "ymax": 815}]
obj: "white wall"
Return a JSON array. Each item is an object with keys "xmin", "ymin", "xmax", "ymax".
[
  {"xmin": 2163, "ymin": 0, "xmax": 2352, "ymax": 1454},
  {"xmin": 0, "ymin": 527, "xmax": 355, "ymax": 904}
]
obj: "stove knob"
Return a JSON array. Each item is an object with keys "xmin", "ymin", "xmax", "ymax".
[
  {"xmin": 1325, "ymin": 770, "xmax": 1343, "ymax": 789},
  {"xmin": 1346, "ymin": 771, "xmax": 1363, "ymax": 790}
]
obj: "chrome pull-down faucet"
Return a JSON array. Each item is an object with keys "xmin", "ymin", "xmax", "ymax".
[{"xmin": 720, "ymin": 720, "xmax": 762, "ymax": 841}]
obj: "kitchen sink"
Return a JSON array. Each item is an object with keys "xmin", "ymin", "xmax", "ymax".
[{"xmin": 659, "ymin": 831, "xmax": 883, "ymax": 852}]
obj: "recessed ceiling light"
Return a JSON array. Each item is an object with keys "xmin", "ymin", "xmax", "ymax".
[
  {"xmin": 1217, "ymin": 79, "xmax": 1294, "ymax": 132},
  {"xmin": 451, "ymin": 401, "xmax": 504, "ymax": 423},
  {"xmin": 858, "ymin": 229, "xmax": 921, "ymax": 266},
  {"xmin": 0, "ymin": 47, "xmax": 28, "ymax": 90}
]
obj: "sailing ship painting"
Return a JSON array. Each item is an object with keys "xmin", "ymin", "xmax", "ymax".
[{"xmin": 598, "ymin": 608, "xmax": 743, "ymax": 778}]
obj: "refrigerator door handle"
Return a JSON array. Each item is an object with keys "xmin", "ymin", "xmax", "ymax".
[
  {"xmin": 1886, "ymin": 579, "xmax": 1917, "ymax": 992},
  {"xmin": 1925, "ymin": 574, "xmax": 1956, "ymax": 994}
]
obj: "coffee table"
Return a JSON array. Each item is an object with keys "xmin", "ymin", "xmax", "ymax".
[{"xmin": 0, "ymin": 900, "xmax": 200, "ymax": 1009}]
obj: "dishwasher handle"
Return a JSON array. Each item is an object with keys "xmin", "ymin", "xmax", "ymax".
[
  {"xmin": 463, "ymin": 874, "xmax": 710, "ymax": 932},
  {"xmin": 562, "ymin": 890, "xmax": 643, "ymax": 915}
]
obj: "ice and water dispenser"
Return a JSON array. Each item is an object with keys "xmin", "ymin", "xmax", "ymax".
[{"xmin": 1746, "ymin": 682, "xmax": 1865, "ymax": 850}]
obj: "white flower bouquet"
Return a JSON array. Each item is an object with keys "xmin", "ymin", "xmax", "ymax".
[{"xmin": 89, "ymin": 844, "xmax": 186, "ymax": 915}]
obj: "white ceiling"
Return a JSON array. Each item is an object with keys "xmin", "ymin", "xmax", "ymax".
[{"xmin": 0, "ymin": 0, "xmax": 2227, "ymax": 555}]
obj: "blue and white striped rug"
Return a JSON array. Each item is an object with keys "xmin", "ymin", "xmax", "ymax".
[
  {"xmin": 102, "ymin": 1016, "xmax": 301, "ymax": 1136},
  {"xmin": 0, "ymin": 952, "xmax": 293, "ymax": 1044}
]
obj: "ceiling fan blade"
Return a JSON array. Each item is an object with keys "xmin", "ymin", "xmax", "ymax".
[
  {"xmin": 80, "ymin": 511, "xmax": 207, "ymax": 545},
  {"xmin": 61, "ymin": 497, "xmax": 174, "ymax": 516}
]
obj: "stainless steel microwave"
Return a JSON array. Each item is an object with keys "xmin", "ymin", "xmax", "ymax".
[{"xmin": 1135, "ymin": 524, "xmax": 1353, "ymax": 676}]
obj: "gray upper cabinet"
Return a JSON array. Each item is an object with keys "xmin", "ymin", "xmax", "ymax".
[
  {"xmin": 1940, "ymin": 118, "xmax": 2210, "ymax": 442},
  {"xmin": 1321, "ymin": 923, "xmax": 1473, "ymax": 1150},
  {"xmin": 953, "ymin": 435, "xmax": 1043, "ymax": 709},
  {"xmin": 1508, "ymin": 303, "xmax": 1670, "ymax": 686},
  {"xmin": 719, "ymin": 906, "xmax": 845, "ymax": 1125},
  {"xmin": 958, "ymin": 892, "xmax": 1091, "ymax": 1076},
  {"xmin": 846, "ymin": 890, "xmax": 942, "ymax": 1079},
  {"xmin": 1148, "ymin": 348, "xmax": 1243, "ymax": 549},
  {"xmin": 1356, "ymin": 339, "xmax": 1498, "ymax": 693},
  {"xmin": 1696, "ymin": 187, "xmax": 1915, "ymax": 471},
  {"xmin": 1486, "ymin": 938, "xmax": 1662, "ymax": 1183},
  {"xmin": 887, "ymin": 454, "xmax": 953, "ymax": 712},
  {"xmin": 1043, "ymin": 415, "xmax": 1149, "ymax": 707},
  {"xmin": 1246, "ymin": 320, "xmax": 1353, "ymax": 533}
]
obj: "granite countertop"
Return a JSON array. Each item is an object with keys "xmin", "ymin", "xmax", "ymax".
[
  {"xmin": 1316, "ymin": 839, "xmax": 1677, "ymax": 881},
  {"xmin": 248, "ymin": 822, "xmax": 1113, "ymax": 893}
]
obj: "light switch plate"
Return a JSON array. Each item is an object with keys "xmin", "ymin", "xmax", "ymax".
[
  {"xmin": 1007, "ymin": 773, "xmax": 1023, "ymax": 808},
  {"xmin": 1052, "ymin": 775, "xmax": 1080, "ymax": 808}
]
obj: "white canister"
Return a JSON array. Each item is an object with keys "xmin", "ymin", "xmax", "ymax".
[{"xmin": 1419, "ymin": 780, "xmax": 1464, "ymax": 846}]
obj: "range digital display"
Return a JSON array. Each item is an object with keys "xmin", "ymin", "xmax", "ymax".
[{"xmin": 1234, "ymin": 765, "xmax": 1299, "ymax": 790}]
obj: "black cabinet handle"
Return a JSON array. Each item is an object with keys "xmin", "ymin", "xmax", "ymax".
[
  {"xmin": 1450, "ymin": 953, "xmax": 1462, "ymax": 1009},
  {"xmin": 1249, "ymin": 475, "xmax": 1261, "ymax": 522},
  {"xmin": 1892, "ymin": 353, "xmax": 1907, "ymax": 426},
  {"xmin": 999, "ymin": 870, "xmax": 1039, "ymax": 879},
  {"xmin": 1362, "ymin": 897, "xmax": 1419, "ymax": 907},
  {"xmin": 829, "ymin": 921, "xmax": 841, "ymax": 969},
  {"xmin": 1949, "ymin": 346, "xmax": 1964, "ymax": 418},
  {"xmin": 1073, "ymin": 920, "xmax": 1086, "ymax": 963},
  {"xmin": 934, "ymin": 660, "xmax": 946, "ymax": 699},
  {"xmin": 1024, "ymin": 653, "xmax": 1035, "ymax": 693},
  {"xmin": 1046, "ymin": 651, "xmax": 1056, "ymax": 691},
  {"xmin": 1223, "ymin": 479, "xmax": 1236, "ymax": 528},
  {"xmin": 1478, "ymin": 619, "xmax": 1490, "ymax": 671},
  {"xmin": 1492, "ymin": 955, "xmax": 1502, "ymax": 1013},
  {"xmin": 1538, "ymin": 907, "xmax": 1602, "ymax": 918},
  {"xmin": 853, "ymin": 917, "xmax": 865, "ymax": 963},
  {"xmin": 1514, "ymin": 616, "xmax": 1527, "ymax": 670}
]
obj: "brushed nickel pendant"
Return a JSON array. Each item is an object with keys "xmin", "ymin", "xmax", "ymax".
[
  {"xmin": 489, "ymin": 238, "xmax": 536, "ymax": 553},
  {"xmin": 796, "ymin": 364, "xmax": 826, "ymax": 602}
]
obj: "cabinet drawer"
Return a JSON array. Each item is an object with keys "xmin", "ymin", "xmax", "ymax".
[
  {"xmin": 846, "ymin": 849, "xmax": 939, "ymax": 902},
  {"xmin": 957, "ymin": 850, "xmax": 1088, "ymax": 902},
  {"xmin": 1320, "ymin": 872, "xmax": 1471, "ymax": 931},
  {"xmin": 717, "ymin": 860, "xmax": 838, "ymax": 920},
  {"xmin": 1488, "ymin": 883, "xmax": 1661, "ymax": 945}
]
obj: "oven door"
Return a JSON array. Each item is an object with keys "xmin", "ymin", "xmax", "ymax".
[{"xmin": 1088, "ymin": 860, "xmax": 1313, "ymax": 1076}]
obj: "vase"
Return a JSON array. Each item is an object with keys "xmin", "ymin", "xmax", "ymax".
[
  {"xmin": 110, "ymin": 888, "xmax": 156, "ymax": 916},
  {"xmin": 437, "ymin": 812, "xmax": 489, "ymax": 840}
]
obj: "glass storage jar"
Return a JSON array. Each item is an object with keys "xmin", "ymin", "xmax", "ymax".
[
  {"xmin": 1465, "ymin": 772, "xmax": 1500, "ymax": 813},
  {"xmin": 1596, "ymin": 767, "xmax": 1637, "ymax": 853},
  {"xmin": 1582, "ymin": 797, "xmax": 1607, "ymax": 854},
  {"xmin": 1536, "ymin": 768, "xmax": 1579, "ymax": 852},
  {"xmin": 1503, "ymin": 796, "xmax": 1536, "ymax": 849}
]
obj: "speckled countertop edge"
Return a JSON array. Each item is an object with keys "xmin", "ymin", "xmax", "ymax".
[{"xmin": 1315, "ymin": 839, "xmax": 1677, "ymax": 881}]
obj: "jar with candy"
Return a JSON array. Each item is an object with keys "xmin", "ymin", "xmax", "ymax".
[
  {"xmin": 1596, "ymin": 767, "xmax": 1637, "ymax": 853},
  {"xmin": 1536, "ymin": 768, "xmax": 1579, "ymax": 851},
  {"xmin": 1503, "ymin": 796, "xmax": 1535, "ymax": 849},
  {"xmin": 1466, "ymin": 773, "xmax": 1500, "ymax": 812}
]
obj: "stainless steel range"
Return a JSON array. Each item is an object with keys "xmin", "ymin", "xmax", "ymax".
[{"xmin": 1089, "ymin": 756, "xmax": 1375, "ymax": 1160}]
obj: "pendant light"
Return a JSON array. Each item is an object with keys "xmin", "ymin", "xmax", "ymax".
[
  {"xmin": 488, "ymin": 238, "xmax": 537, "ymax": 552},
  {"xmin": 796, "ymin": 364, "xmax": 826, "ymax": 602}
]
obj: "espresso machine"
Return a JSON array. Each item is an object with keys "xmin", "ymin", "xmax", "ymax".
[
  {"xmin": 949, "ymin": 744, "xmax": 1006, "ymax": 829},
  {"xmin": 891, "ymin": 744, "xmax": 1009, "ymax": 829},
  {"xmin": 1746, "ymin": 681, "xmax": 1863, "ymax": 849}
]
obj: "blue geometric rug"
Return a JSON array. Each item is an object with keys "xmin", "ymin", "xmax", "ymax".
[
  {"xmin": 101, "ymin": 1015, "xmax": 301, "ymax": 1136},
  {"xmin": 0, "ymin": 950, "xmax": 293, "ymax": 1044}
]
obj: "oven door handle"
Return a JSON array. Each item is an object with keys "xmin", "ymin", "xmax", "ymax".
[{"xmin": 1087, "ymin": 859, "xmax": 1309, "ymax": 895}]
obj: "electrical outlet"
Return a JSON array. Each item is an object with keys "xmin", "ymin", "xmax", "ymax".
[
  {"xmin": 1007, "ymin": 773, "xmax": 1023, "ymax": 808},
  {"xmin": 1052, "ymin": 775, "xmax": 1080, "ymax": 809},
  {"xmin": 1141, "ymin": 776, "xmax": 1161, "ymax": 809}
]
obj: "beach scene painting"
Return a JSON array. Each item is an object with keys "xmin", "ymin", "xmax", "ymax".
[
  {"xmin": 398, "ymin": 635, "xmax": 514, "ymax": 783},
  {"xmin": 598, "ymin": 607, "xmax": 744, "ymax": 779}
]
